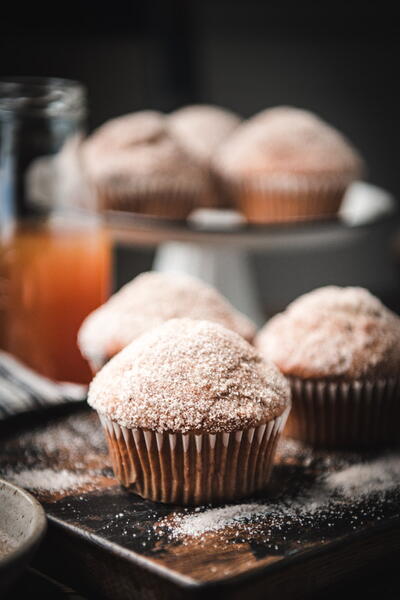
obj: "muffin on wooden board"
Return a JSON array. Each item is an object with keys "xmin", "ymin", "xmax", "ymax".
[
  {"xmin": 214, "ymin": 106, "xmax": 364, "ymax": 223},
  {"xmin": 168, "ymin": 105, "xmax": 241, "ymax": 208},
  {"xmin": 88, "ymin": 318, "xmax": 291, "ymax": 504},
  {"xmin": 82, "ymin": 111, "xmax": 208, "ymax": 219},
  {"xmin": 256, "ymin": 286, "xmax": 400, "ymax": 449},
  {"xmin": 78, "ymin": 271, "xmax": 256, "ymax": 372}
]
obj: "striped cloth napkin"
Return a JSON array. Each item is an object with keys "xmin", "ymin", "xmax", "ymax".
[{"xmin": 0, "ymin": 351, "xmax": 87, "ymax": 420}]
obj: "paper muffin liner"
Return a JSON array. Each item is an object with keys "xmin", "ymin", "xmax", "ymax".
[
  {"xmin": 92, "ymin": 179, "xmax": 203, "ymax": 220},
  {"xmin": 221, "ymin": 172, "xmax": 352, "ymax": 224},
  {"xmin": 206, "ymin": 166, "xmax": 234, "ymax": 209},
  {"xmin": 286, "ymin": 376, "xmax": 400, "ymax": 449},
  {"xmin": 98, "ymin": 408, "xmax": 290, "ymax": 505}
]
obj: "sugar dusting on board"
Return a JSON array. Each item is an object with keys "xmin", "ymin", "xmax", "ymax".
[
  {"xmin": 11, "ymin": 410, "xmax": 107, "ymax": 465},
  {"xmin": 3, "ymin": 468, "xmax": 94, "ymax": 493},
  {"xmin": 325, "ymin": 455, "xmax": 400, "ymax": 495},
  {"xmin": 159, "ymin": 449, "xmax": 400, "ymax": 543},
  {"xmin": 0, "ymin": 410, "xmax": 114, "ymax": 500}
]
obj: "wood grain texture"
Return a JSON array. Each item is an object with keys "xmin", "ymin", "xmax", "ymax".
[{"xmin": 0, "ymin": 405, "xmax": 399, "ymax": 599}]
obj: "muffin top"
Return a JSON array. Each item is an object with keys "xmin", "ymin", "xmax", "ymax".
[
  {"xmin": 168, "ymin": 104, "xmax": 241, "ymax": 163},
  {"xmin": 82, "ymin": 110, "xmax": 206, "ymax": 192},
  {"xmin": 214, "ymin": 106, "xmax": 364, "ymax": 180},
  {"xmin": 256, "ymin": 286, "xmax": 400, "ymax": 380},
  {"xmin": 78, "ymin": 271, "xmax": 256, "ymax": 361},
  {"xmin": 88, "ymin": 318, "xmax": 290, "ymax": 433}
]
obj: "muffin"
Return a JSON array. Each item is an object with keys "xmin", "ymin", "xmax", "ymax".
[
  {"xmin": 78, "ymin": 271, "xmax": 256, "ymax": 372},
  {"xmin": 82, "ymin": 111, "xmax": 208, "ymax": 219},
  {"xmin": 88, "ymin": 318, "xmax": 291, "ymax": 504},
  {"xmin": 214, "ymin": 106, "xmax": 364, "ymax": 223},
  {"xmin": 256, "ymin": 286, "xmax": 400, "ymax": 449},
  {"xmin": 168, "ymin": 105, "xmax": 241, "ymax": 208},
  {"xmin": 168, "ymin": 105, "xmax": 241, "ymax": 164}
]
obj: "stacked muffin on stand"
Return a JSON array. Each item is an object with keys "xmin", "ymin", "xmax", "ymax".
[
  {"xmin": 81, "ymin": 111, "xmax": 209, "ymax": 220},
  {"xmin": 168, "ymin": 104, "xmax": 241, "ymax": 208},
  {"xmin": 82, "ymin": 105, "xmax": 240, "ymax": 218},
  {"xmin": 82, "ymin": 104, "xmax": 363, "ymax": 224},
  {"xmin": 214, "ymin": 106, "xmax": 364, "ymax": 223}
]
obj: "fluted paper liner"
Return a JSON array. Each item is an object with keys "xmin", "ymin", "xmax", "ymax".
[
  {"xmin": 98, "ymin": 408, "xmax": 289, "ymax": 505},
  {"xmin": 286, "ymin": 376, "xmax": 400, "ymax": 449},
  {"xmin": 221, "ymin": 172, "xmax": 350, "ymax": 224},
  {"xmin": 92, "ymin": 179, "xmax": 202, "ymax": 220}
]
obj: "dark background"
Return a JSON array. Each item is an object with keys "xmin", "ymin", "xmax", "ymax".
[{"xmin": 1, "ymin": 0, "xmax": 399, "ymax": 197}]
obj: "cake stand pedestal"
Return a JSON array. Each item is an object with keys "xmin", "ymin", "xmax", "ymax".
[{"xmin": 153, "ymin": 240, "xmax": 264, "ymax": 324}]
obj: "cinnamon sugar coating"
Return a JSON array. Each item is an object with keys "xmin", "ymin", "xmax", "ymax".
[
  {"xmin": 257, "ymin": 286, "xmax": 400, "ymax": 380},
  {"xmin": 168, "ymin": 105, "xmax": 241, "ymax": 163},
  {"xmin": 88, "ymin": 319, "xmax": 290, "ymax": 433},
  {"xmin": 214, "ymin": 106, "xmax": 364, "ymax": 181},
  {"xmin": 78, "ymin": 272, "xmax": 256, "ymax": 362},
  {"xmin": 82, "ymin": 111, "xmax": 207, "ymax": 196}
]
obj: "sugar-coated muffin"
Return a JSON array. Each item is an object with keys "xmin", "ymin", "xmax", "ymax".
[
  {"xmin": 82, "ymin": 111, "xmax": 208, "ymax": 219},
  {"xmin": 168, "ymin": 105, "xmax": 241, "ymax": 164},
  {"xmin": 78, "ymin": 271, "xmax": 256, "ymax": 372},
  {"xmin": 214, "ymin": 106, "xmax": 364, "ymax": 223},
  {"xmin": 88, "ymin": 318, "xmax": 291, "ymax": 504},
  {"xmin": 256, "ymin": 286, "xmax": 400, "ymax": 448},
  {"xmin": 168, "ymin": 105, "xmax": 241, "ymax": 208}
]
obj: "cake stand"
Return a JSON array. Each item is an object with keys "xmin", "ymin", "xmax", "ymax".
[{"xmin": 105, "ymin": 182, "xmax": 399, "ymax": 325}]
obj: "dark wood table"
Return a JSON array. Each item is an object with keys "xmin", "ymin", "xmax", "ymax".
[{"xmin": 1, "ymin": 405, "xmax": 399, "ymax": 600}]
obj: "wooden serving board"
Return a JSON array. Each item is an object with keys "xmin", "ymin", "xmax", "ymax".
[{"xmin": 1, "ymin": 405, "xmax": 400, "ymax": 600}]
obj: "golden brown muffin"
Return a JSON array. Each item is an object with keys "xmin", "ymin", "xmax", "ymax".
[
  {"xmin": 88, "ymin": 318, "xmax": 290, "ymax": 504},
  {"xmin": 78, "ymin": 271, "xmax": 256, "ymax": 372},
  {"xmin": 214, "ymin": 106, "xmax": 364, "ymax": 223},
  {"xmin": 168, "ymin": 104, "xmax": 241, "ymax": 163},
  {"xmin": 256, "ymin": 286, "xmax": 400, "ymax": 449},
  {"xmin": 82, "ymin": 111, "xmax": 208, "ymax": 219},
  {"xmin": 168, "ymin": 104, "xmax": 241, "ymax": 208}
]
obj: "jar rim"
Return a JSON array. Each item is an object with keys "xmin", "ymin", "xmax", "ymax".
[{"xmin": 0, "ymin": 76, "xmax": 86, "ymax": 117}]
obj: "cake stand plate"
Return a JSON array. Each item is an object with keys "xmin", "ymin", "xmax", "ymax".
[{"xmin": 105, "ymin": 182, "xmax": 399, "ymax": 325}]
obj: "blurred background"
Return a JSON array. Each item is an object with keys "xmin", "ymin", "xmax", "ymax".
[
  {"xmin": 2, "ymin": 0, "xmax": 399, "ymax": 192},
  {"xmin": 1, "ymin": 0, "xmax": 400, "ymax": 313}
]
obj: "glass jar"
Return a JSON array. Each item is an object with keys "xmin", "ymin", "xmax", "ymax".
[{"xmin": 0, "ymin": 77, "xmax": 111, "ymax": 384}]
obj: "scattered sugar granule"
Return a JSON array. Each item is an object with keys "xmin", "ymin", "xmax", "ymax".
[
  {"xmin": 173, "ymin": 504, "xmax": 274, "ymax": 537},
  {"xmin": 325, "ymin": 455, "xmax": 400, "ymax": 496},
  {"xmin": 164, "ymin": 496, "xmax": 322, "ymax": 540},
  {"xmin": 14, "ymin": 412, "xmax": 106, "ymax": 459},
  {"xmin": 4, "ymin": 468, "xmax": 93, "ymax": 492},
  {"xmin": 162, "ymin": 454, "xmax": 400, "ymax": 540}
]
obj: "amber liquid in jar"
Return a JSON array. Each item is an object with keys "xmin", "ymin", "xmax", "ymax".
[
  {"xmin": 0, "ymin": 219, "xmax": 111, "ymax": 383},
  {"xmin": 0, "ymin": 78, "xmax": 111, "ymax": 384}
]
